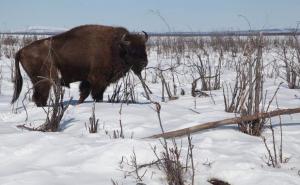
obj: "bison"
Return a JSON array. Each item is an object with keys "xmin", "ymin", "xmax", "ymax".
[{"xmin": 11, "ymin": 24, "xmax": 149, "ymax": 106}]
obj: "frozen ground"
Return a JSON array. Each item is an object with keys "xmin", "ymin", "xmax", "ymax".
[{"xmin": 0, "ymin": 48, "xmax": 300, "ymax": 185}]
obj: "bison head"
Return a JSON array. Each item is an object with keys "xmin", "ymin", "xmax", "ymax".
[{"xmin": 120, "ymin": 31, "xmax": 148, "ymax": 76}]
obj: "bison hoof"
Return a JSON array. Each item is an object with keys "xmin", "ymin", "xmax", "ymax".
[{"xmin": 35, "ymin": 102, "xmax": 47, "ymax": 107}]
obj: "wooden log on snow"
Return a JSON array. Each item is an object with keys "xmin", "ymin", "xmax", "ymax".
[{"xmin": 148, "ymin": 107, "xmax": 300, "ymax": 139}]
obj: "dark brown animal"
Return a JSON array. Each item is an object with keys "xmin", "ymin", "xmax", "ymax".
[{"xmin": 11, "ymin": 25, "xmax": 149, "ymax": 106}]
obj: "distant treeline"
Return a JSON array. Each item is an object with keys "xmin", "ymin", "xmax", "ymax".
[
  {"xmin": 1, "ymin": 29, "xmax": 300, "ymax": 37},
  {"xmin": 149, "ymin": 30, "xmax": 300, "ymax": 37}
]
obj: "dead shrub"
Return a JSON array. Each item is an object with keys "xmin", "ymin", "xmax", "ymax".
[
  {"xmin": 85, "ymin": 102, "xmax": 99, "ymax": 133},
  {"xmin": 118, "ymin": 103, "xmax": 196, "ymax": 185},
  {"xmin": 222, "ymin": 35, "xmax": 265, "ymax": 136},
  {"xmin": 108, "ymin": 72, "xmax": 138, "ymax": 104},
  {"xmin": 207, "ymin": 178, "xmax": 231, "ymax": 185}
]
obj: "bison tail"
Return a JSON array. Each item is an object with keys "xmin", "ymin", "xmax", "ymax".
[{"xmin": 11, "ymin": 50, "xmax": 23, "ymax": 104}]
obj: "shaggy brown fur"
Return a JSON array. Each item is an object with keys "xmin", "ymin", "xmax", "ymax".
[{"xmin": 11, "ymin": 25, "xmax": 149, "ymax": 106}]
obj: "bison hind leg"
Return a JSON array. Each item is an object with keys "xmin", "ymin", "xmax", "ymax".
[
  {"xmin": 78, "ymin": 80, "xmax": 91, "ymax": 104},
  {"xmin": 32, "ymin": 81, "xmax": 51, "ymax": 107}
]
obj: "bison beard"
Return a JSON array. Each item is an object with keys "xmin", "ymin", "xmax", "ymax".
[{"xmin": 11, "ymin": 25, "xmax": 149, "ymax": 106}]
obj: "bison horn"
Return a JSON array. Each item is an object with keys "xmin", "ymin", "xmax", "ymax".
[
  {"xmin": 142, "ymin": 31, "xmax": 148, "ymax": 42},
  {"xmin": 121, "ymin": 33, "xmax": 130, "ymax": 46}
]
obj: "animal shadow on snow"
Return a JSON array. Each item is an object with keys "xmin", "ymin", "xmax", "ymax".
[
  {"xmin": 63, "ymin": 99, "xmax": 151, "ymax": 105},
  {"xmin": 60, "ymin": 118, "xmax": 76, "ymax": 131}
]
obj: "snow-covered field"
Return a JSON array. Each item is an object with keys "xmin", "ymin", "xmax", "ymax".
[{"xmin": 0, "ymin": 36, "xmax": 300, "ymax": 185}]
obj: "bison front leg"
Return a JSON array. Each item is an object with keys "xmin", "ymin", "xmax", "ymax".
[
  {"xmin": 91, "ymin": 86, "xmax": 107, "ymax": 102},
  {"xmin": 32, "ymin": 80, "xmax": 51, "ymax": 107},
  {"xmin": 78, "ymin": 80, "xmax": 91, "ymax": 104}
]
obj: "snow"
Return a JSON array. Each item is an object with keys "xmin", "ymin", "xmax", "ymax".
[
  {"xmin": 25, "ymin": 26, "xmax": 68, "ymax": 33},
  {"xmin": 8, "ymin": 26, "xmax": 68, "ymax": 34},
  {"xmin": 0, "ymin": 39, "xmax": 300, "ymax": 185}
]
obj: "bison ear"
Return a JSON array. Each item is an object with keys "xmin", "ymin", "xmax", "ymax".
[
  {"xmin": 120, "ymin": 33, "xmax": 130, "ymax": 46},
  {"xmin": 119, "ymin": 33, "xmax": 130, "ymax": 57}
]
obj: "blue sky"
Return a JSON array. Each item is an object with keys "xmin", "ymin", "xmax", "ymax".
[{"xmin": 0, "ymin": 0, "xmax": 299, "ymax": 32}]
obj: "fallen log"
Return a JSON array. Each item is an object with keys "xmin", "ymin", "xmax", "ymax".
[{"xmin": 148, "ymin": 107, "xmax": 300, "ymax": 139}]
